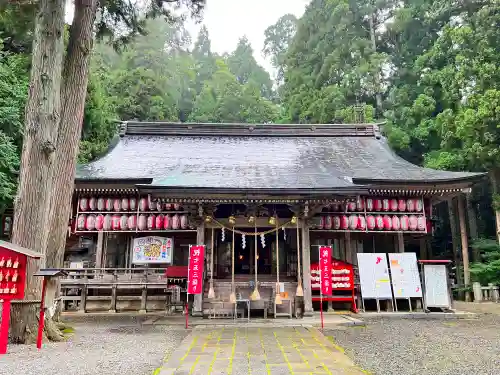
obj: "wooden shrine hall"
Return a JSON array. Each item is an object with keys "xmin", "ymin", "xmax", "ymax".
[{"xmin": 63, "ymin": 121, "xmax": 484, "ymax": 317}]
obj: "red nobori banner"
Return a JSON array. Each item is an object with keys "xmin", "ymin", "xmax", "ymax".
[
  {"xmin": 319, "ymin": 246, "xmax": 332, "ymax": 296},
  {"xmin": 187, "ymin": 245, "xmax": 205, "ymax": 294}
]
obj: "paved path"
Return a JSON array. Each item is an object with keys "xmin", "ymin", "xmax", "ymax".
[{"xmin": 157, "ymin": 326, "xmax": 366, "ymax": 375}]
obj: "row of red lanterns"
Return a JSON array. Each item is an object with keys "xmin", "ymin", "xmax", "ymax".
[
  {"xmin": 325, "ymin": 198, "xmax": 424, "ymax": 212},
  {"xmin": 78, "ymin": 197, "xmax": 183, "ymax": 212},
  {"xmin": 76, "ymin": 214, "xmax": 189, "ymax": 231},
  {"xmin": 318, "ymin": 215, "xmax": 427, "ymax": 231}
]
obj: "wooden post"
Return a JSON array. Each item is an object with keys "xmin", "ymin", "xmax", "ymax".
[
  {"xmin": 419, "ymin": 237, "xmax": 428, "ymax": 260},
  {"xmin": 95, "ymin": 231, "xmax": 104, "ymax": 268},
  {"xmin": 110, "ymin": 284, "xmax": 117, "ymax": 313},
  {"xmin": 345, "ymin": 232, "xmax": 352, "ymax": 263},
  {"xmin": 193, "ymin": 222, "xmax": 205, "ymax": 316},
  {"xmin": 79, "ymin": 284, "xmax": 87, "ymax": 313},
  {"xmin": 140, "ymin": 285, "xmax": 147, "ymax": 313},
  {"xmin": 458, "ymin": 194, "xmax": 471, "ymax": 301},
  {"xmin": 448, "ymin": 198, "xmax": 463, "ymax": 286},
  {"xmin": 301, "ymin": 220, "xmax": 313, "ymax": 316},
  {"xmin": 397, "ymin": 233, "xmax": 405, "ymax": 253}
]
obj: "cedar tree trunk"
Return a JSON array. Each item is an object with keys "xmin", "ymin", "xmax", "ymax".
[
  {"xmin": 490, "ymin": 169, "xmax": 500, "ymax": 245},
  {"xmin": 9, "ymin": 0, "xmax": 65, "ymax": 344},
  {"xmin": 45, "ymin": 0, "xmax": 98, "ymax": 326}
]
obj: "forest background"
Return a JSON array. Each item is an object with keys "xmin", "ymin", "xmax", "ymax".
[{"xmin": 0, "ymin": 0, "xmax": 499, "ymax": 287}]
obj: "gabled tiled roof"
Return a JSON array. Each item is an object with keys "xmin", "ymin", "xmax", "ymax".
[{"xmin": 75, "ymin": 122, "xmax": 484, "ymax": 190}]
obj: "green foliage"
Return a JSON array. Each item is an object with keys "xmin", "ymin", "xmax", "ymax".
[{"xmin": 470, "ymin": 239, "xmax": 500, "ymax": 285}]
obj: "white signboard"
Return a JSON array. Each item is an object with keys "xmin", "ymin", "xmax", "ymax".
[
  {"xmin": 131, "ymin": 236, "xmax": 173, "ymax": 264},
  {"xmin": 357, "ymin": 253, "xmax": 393, "ymax": 299},
  {"xmin": 388, "ymin": 253, "xmax": 423, "ymax": 298},
  {"xmin": 423, "ymin": 264, "xmax": 451, "ymax": 308}
]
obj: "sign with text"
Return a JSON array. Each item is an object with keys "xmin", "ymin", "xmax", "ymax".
[
  {"xmin": 187, "ymin": 245, "xmax": 205, "ymax": 295},
  {"xmin": 311, "ymin": 258, "xmax": 354, "ymax": 291},
  {"xmin": 319, "ymin": 246, "xmax": 332, "ymax": 296},
  {"xmin": 423, "ymin": 264, "xmax": 451, "ymax": 308},
  {"xmin": 131, "ymin": 236, "xmax": 173, "ymax": 264},
  {"xmin": 357, "ymin": 253, "xmax": 393, "ymax": 299},
  {"xmin": 388, "ymin": 253, "xmax": 422, "ymax": 298}
]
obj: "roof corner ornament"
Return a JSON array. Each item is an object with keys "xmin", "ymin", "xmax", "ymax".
[{"xmin": 119, "ymin": 121, "xmax": 128, "ymax": 137}]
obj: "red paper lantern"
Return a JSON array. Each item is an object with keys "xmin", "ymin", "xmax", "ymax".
[
  {"xmin": 382, "ymin": 199, "xmax": 390, "ymax": 211},
  {"xmin": 181, "ymin": 215, "xmax": 188, "ymax": 229},
  {"xmin": 156, "ymin": 201, "xmax": 163, "ymax": 211},
  {"xmin": 417, "ymin": 216, "xmax": 426, "ymax": 231},
  {"xmin": 111, "ymin": 215, "xmax": 121, "ymax": 230},
  {"xmin": 348, "ymin": 215, "xmax": 358, "ymax": 230},
  {"xmin": 324, "ymin": 216, "xmax": 332, "ymax": 230},
  {"xmin": 139, "ymin": 198, "xmax": 148, "ymax": 212},
  {"xmin": 173, "ymin": 203, "xmax": 181, "ymax": 211},
  {"xmin": 389, "ymin": 199, "xmax": 398, "ymax": 212},
  {"xmin": 408, "ymin": 215, "xmax": 418, "ymax": 231},
  {"xmin": 172, "ymin": 214, "xmax": 180, "ymax": 229},
  {"xmin": 103, "ymin": 214, "xmax": 112, "ymax": 230},
  {"xmin": 398, "ymin": 199, "xmax": 407, "ymax": 212},
  {"xmin": 318, "ymin": 217, "xmax": 325, "ymax": 230},
  {"xmin": 392, "ymin": 216, "xmax": 401, "ymax": 231},
  {"xmin": 415, "ymin": 199, "xmax": 424, "ymax": 212},
  {"xmin": 366, "ymin": 198, "xmax": 374, "ymax": 211},
  {"xmin": 155, "ymin": 214, "xmax": 164, "ymax": 229},
  {"xmin": 383, "ymin": 215, "xmax": 392, "ymax": 230},
  {"xmin": 347, "ymin": 201, "xmax": 356, "ymax": 211},
  {"xmin": 340, "ymin": 216, "xmax": 349, "ymax": 230},
  {"xmin": 367, "ymin": 215, "xmax": 376, "ymax": 230},
  {"xmin": 148, "ymin": 195, "xmax": 155, "ymax": 211},
  {"xmin": 95, "ymin": 215, "xmax": 104, "ymax": 230},
  {"xmin": 127, "ymin": 215, "xmax": 136, "ymax": 230},
  {"xmin": 113, "ymin": 199, "xmax": 121, "ymax": 212},
  {"xmin": 333, "ymin": 216, "xmax": 341, "ymax": 230},
  {"xmin": 375, "ymin": 215, "xmax": 384, "ymax": 230},
  {"xmin": 77, "ymin": 214, "xmax": 86, "ymax": 230},
  {"xmin": 356, "ymin": 197, "xmax": 364, "ymax": 211},
  {"xmin": 164, "ymin": 215, "xmax": 172, "ymax": 230},
  {"xmin": 105, "ymin": 198, "xmax": 113, "ymax": 211},
  {"xmin": 165, "ymin": 203, "xmax": 172, "ymax": 210},
  {"xmin": 358, "ymin": 215, "xmax": 366, "ymax": 230},
  {"xmin": 79, "ymin": 198, "xmax": 89, "ymax": 212},
  {"xmin": 97, "ymin": 197, "xmax": 105, "ymax": 211},
  {"xmin": 129, "ymin": 198, "xmax": 137, "ymax": 211},
  {"xmin": 147, "ymin": 215, "xmax": 156, "ymax": 230},
  {"xmin": 400, "ymin": 215, "xmax": 409, "ymax": 231},
  {"xmin": 374, "ymin": 199, "xmax": 383, "ymax": 212},
  {"xmin": 89, "ymin": 197, "xmax": 97, "ymax": 211},
  {"xmin": 407, "ymin": 199, "xmax": 415, "ymax": 212},
  {"xmin": 85, "ymin": 215, "xmax": 96, "ymax": 231},
  {"xmin": 120, "ymin": 215, "xmax": 128, "ymax": 230},
  {"xmin": 137, "ymin": 215, "xmax": 147, "ymax": 230},
  {"xmin": 121, "ymin": 198, "xmax": 129, "ymax": 211}
]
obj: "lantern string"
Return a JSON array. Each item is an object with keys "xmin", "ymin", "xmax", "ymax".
[{"xmin": 209, "ymin": 218, "xmax": 293, "ymax": 236}]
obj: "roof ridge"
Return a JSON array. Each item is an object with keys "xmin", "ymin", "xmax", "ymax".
[{"xmin": 119, "ymin": 121, "xmax": 386, "ymax": 138}]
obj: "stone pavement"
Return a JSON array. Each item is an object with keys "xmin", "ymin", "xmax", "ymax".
[{"xmin": 157, "ymin": 326, "xmax": 367, "ymax": 375}]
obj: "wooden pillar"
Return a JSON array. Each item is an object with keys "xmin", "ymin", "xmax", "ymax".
[
  {"xmin": 419, "ymin": 237, "xmax": 428, "ymax": 260},
  {"xmin": 95, "ymin": 231, "xmax": 104, "ymax": 268},
  {"xmin": 397, "ymin": 233, "xmax": 405, "ymax": 253},
  {"xmin": 458, "ymin": 194, "xmax": 471, "ymax": 301},
  {"xmin": 193, "ymin": 222, "xmax": 205, "ymax": 316},
  {"xmin": 301, "ymin": 220, "xmax": 313, "ymax": 316},
  {"xmin": 345, "ymin": 232, "xmax": 352, "ymax": 263}
]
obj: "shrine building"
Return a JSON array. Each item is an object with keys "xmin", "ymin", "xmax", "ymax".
[{"xmin": 63, "ymin": 121, "xmax": 483, "ymax": 316}]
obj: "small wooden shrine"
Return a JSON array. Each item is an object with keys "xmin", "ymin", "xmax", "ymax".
[{"xmin": 64, "ymin": 122, "xmax": 483, "ymax": 316}]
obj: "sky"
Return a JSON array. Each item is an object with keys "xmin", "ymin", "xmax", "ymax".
[
  {"xmin": 185, "ymin": 0, "xmax": 308, "ymax": 74},
  {"xmin": 66, "ymin": 0, "xmax": 307, "ymax": 76}
]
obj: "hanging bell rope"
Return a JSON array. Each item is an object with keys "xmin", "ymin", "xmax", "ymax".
[
  {"xmin": 275, "ymin": 219, "xmax": 282, "ymax": 305},
  {"xmin": 208, "ymin": 227, "xmax": 215, "ymax": 299},
  {"xmin": 296, "ymin": 217, "xmax": 303, "ymax": 297},
  {"xmin": 250, "ymin": 222, "xmax": 260, "ymax": 301},
  {"xmin": 229, "ymin": 227, "xmax": 236, "ymax": 304}
]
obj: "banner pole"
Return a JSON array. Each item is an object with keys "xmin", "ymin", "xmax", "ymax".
[{"xmin": 186, "ymin": 245, "xmax": 191, "ymax": 329}]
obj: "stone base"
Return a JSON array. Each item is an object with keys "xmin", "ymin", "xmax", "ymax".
[
  {"xmin": 108, "ymin": 309, "xmax": 117, "ymax": 313},
  {"xmin": 191, "ymin": 310, "xmax": 203, "ymax": 317},
  {"xmin": 138, "ymin": 309, "xmax": 147, "ymax": 314}
]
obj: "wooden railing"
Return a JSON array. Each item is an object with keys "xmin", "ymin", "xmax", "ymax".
[{"xmin": 60, "ymin": 268, "xmax": 187, "ymax": 313}]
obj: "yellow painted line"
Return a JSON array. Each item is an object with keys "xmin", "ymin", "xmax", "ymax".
[
  {"xmin": 327, "ymin": 336, "xmax": 345, "ymax": 354},
  {"xmin": 207, "ymin": 329, "xmax": 223, "ymax": 375},
  {"xmin": 273, "ymin": 330, "xmax": 295, "ymax": 375},
  {"xmin": 227, "ymin": 329, "xmax": 237, "ymax": 375},
  {"xmin": 258, "ymin": 328, "xmax": 272, "ymax": 375},
  {"xmin": 180, "ymin": 336, "xmax": 199, "ymax": 362}
]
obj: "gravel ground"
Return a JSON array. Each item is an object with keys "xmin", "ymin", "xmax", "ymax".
[
  {"xmin": 326, "ymin": 315, "xmax": 500, "ymax": 375},
  {"xmin": 0, "ymin": 316, "xmax": 188, "ymax": 375}
]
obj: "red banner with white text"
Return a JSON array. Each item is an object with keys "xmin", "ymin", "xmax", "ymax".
[
  {"xmin": 319, "ymin": 246, "xmax": 332, "ymax": 296},
  {"xmin": 187, "ymin": 245, "xmax": 205, "ymax": 294}
]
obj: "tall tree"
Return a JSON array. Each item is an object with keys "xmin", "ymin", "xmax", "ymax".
[{"xmin": 11, "ymin": 0, "xmax": 205, "ymax": 343}]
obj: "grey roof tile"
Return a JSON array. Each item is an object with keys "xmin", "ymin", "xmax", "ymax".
[{"xmin": 76, "ymin": 134, "xmax": 482, "ymax": 189}]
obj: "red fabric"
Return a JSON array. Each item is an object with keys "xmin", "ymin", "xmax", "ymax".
[{"xmin": 165, "ymin": 266, "xmax": 188, "ymax": 278}]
